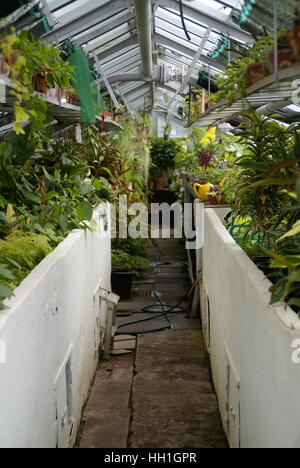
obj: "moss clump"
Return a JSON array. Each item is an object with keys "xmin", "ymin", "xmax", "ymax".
[{"xmin": 0, "ymin": 231, "xmax": 52, "ymax": 289}]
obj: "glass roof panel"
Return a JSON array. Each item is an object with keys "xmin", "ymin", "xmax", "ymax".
[
  {"xmin": 86, "ymin": 23, "xmax": 135, "ymax": 51},
  {"xmin": 156, "ymin": 7, "xmax": 220, "ymax": 43}
]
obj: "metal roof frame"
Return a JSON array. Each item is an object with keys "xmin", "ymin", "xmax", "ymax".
[
  {"xmin": 1, "ymin": 0, "xmax": 260, "ymax": 115},
  {"xmin": 189, "ymin": 65, "xmax": 300, "ymax": 128}
]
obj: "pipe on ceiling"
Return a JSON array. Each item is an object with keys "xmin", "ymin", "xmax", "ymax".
[{"xmin": 133, "ymin": 0, "xmax": 153, "ymax": 78}]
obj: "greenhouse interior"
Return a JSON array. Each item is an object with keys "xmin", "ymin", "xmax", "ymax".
[{"xmin": 0, "ymin": 0, "xmax": 299, "ymax": 451}]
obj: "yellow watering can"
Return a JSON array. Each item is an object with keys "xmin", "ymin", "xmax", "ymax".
[{"xmin": 193, "ymin": 183, "xmax": 213, "ymax": 201}]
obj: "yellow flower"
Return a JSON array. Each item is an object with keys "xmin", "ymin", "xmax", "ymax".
[{"xmin": 201, "ymin": 127, "xmax": 216, "ymax": 145}]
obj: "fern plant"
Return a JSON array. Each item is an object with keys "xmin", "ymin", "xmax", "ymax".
[{"xmin": 233, "ymin": 113, "xmax": 299, "ymax": 247}]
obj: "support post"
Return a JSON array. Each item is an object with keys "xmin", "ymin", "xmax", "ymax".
[
  {"xmin": 273, "ymin": 0, "xmax": 279, "ymax": 78},
  {"xmin": 166, "ymin": 27, "xmax": 212, "ymax": 122},
  {"xmin": 92, "ymin": 53, "xmax": 120, "ymax": 111}
]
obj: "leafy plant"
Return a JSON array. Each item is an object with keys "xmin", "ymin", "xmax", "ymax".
[
  {"xmin": 0, "ymin": 28, "xmax": 74, "ymax": 140},
  {"xmin": 150, "ymin": 136, "xmax": 182, "ymax": 172},
  {"xmin": 210, "ymin": 37, "xmax": 274, "ymax": 106},
  {"xmin": 112, "ymin": 249, "xmax": 149, "ymax": 272},
  {"xmin": 263, "ymin": 178, "xmax": 300, "ymax": 312},
  {"xmin": 233, "ymin": 113, "xmax": 298, "ymax": 247},
  {"xmin": 112, "ymin": 238, "xmax": 149, "ymax": 258},
  {"xmin": 174, "ymin": 126, "xmax": 241, "ymax": 204},
  {"xmin": 267, "ymin": 227, "xmax": 300, "ymax": 311}
]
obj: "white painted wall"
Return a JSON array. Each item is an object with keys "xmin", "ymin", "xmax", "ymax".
[
  {"xmin": 0, "ymin": 204, "xmax": 111, "ymax": 448},
  {"xmin": 201, "ymin": 209, "xmax": 300, "ymax": 449}
]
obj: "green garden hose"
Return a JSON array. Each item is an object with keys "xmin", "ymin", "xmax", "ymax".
[{"xmin": 115, "ymin": 292, "xmax": 187, "ymax": 336}]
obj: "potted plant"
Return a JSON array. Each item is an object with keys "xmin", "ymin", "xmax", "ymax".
[
  {"xmin": 150, "ymin": 133, "xmax": 182, "ymax": 190},
  {"xmin": 230, "ymin": 113, "xmax": 300, "ymax": 277},
  {"xmin": 210, "ymin": 37, "xmax": 274, "ymax": 104},
  {"xmin": 207, "ymin": 185, "xmax": 227, "ymax": 205},
  {"xmin": 111, "ymin": 250, "xmax": 149, "ymax": 300}
]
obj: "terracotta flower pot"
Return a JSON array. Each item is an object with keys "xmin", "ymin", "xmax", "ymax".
[
  {"xmin": 32, "ymin": 74, "xmax": 49, "ymax": 94},
  {"xmin": 246, "ymin": 62, "xmax": 272, "ymax": 87},
  {"xmin": 245, "ymin": 68, "xmax": 252, "ymax": 88},
  {"xmin": 0, "ymin": 54, "xmax": 9, "ymax": 76},
  {"xmin": 289, "ymin": 26, "xmax": 300, "ymax": 61},
  {"xmin": 207, "ymin": 195, "xmax": 227, "ymax": 206}
]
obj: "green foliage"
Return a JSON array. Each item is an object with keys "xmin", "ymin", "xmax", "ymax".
[
  {"xmin": 113, "ymin": 119, "xmax": 151, "ymax": 203},
  {"xmin": 0, "ymin": 231, "xmax": 52, "ymax": 310},
  {"xmin": 233, "ymin": 113, "xmax": 299, "ymax": 246},
  {"xmin": 267, "ymin": 229, "xmax": 300, "ymax": 310},
  {"xmin": 210, "ymin": 37, "xmax": 274, "ymax": 106},
  {"xmin": 174, "ymin": 127, "xmax": 241, "ymax": 204},
  {"xmin": 0, "ymin": 30, "xmax": 153, "ymax": 312},
  {"xmin": 112, "ymin": 249, "xmax": 149, "ymax": 272},
  {"xmin": 150, "ymin": 136, "xmax": 182, "ymax": 172},
  {"xmin": 211, "ymin": 59, "xmax": 252, "ymax": 106},
  {"xmin": 226, "ymin": 113, "xmax": 300, "ymax": 312},
  {"xmin": 183, "ymin": 88, "xmax": 208, "ymax": 123},
  {"xmin": 0, "ymin": 114, "xmax": 152, "ymax": 306},
  {"xmin": 265, "ymin": 179, "xmax": 300, "ymax": 311},
  {"xmin": 112, "ymin": 238, "xmax": 149, "ymax": 258},
  {"xmin": 0, "ymin": 28, "xmax": 74, "ymax": 142}
]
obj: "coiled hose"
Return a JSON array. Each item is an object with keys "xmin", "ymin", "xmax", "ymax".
[{"xmin": 115, "ymin": 291, "xmax": 187, "ymax": 336}]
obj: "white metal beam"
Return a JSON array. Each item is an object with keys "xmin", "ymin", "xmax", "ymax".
[
  {"xmin": 115, "ymin": 84, "xmax": 143, "ymax": 123},
  {"xmin": 123, "ymin": 83, "xmax": 148, "ymax": 96},
  {"xmin": 102, "ymin": 46, "xmax": 140, "ymax": 70},
  {"xmin": 92, "ymin": 53, "xmax": 121, "ymax": 110},
  {"xmin": 154, "ymin": 32, "xmax": 225, "ymax": 72},
  {"xmin": 155, "ymin": 13, "xmax": 218, "ymax": 47},
  {"xmin": 133, "ymin": 0, "xmax": 153, "ymax": 78},
  {"xmin": 124, "ymin": 85, "xmax": 149, "ymax": 99},
  {"xmin": 119, "ymin": 81, "xmax": 145, "ymax": 94},
  {"xmin": 166, "ymin": 27, "xmax": 211, "ymax": 122}
]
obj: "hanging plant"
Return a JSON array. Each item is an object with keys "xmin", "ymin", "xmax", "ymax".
[{"xmin": 0, "ymin": 28, "xmax": 74, "ymax": 142}]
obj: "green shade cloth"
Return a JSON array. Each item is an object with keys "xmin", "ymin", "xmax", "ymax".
[{"xmin": 67, "ymin": 44, "xmax": 106, "ymax": 123}]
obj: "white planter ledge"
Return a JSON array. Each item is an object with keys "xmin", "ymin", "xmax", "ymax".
[
  {"xmin": 0, "ymin": 203, "xmax": 111, "ymax": 448},
  {"xmin": 201, "ymin": 209, "xmax": 300, "ymax": 449}
]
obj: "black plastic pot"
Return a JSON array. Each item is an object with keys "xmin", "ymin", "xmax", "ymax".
[{"xmin": 111, "ymin": 271, "xmax": 135, "ymax": 300}]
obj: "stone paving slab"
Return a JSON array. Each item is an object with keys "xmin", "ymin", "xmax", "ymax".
[
  {"xmin": 114, "ymin": 335, "xmax": 137, "ymax": 341},
  {"xmin": 130, "ymin": 330, "xmax": 227, "ymax": 449},
  {"xmin": 114, "ymin": 340, "xmax": 137, "ymax": 350},
  {"xmin": 79, "ymin": 356, "xmax": 133, "ymax": 449}
]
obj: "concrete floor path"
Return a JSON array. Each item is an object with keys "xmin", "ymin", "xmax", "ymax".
[{"xmin": 79, "ymin": 238, "xmax": 227, "ymax": 449}]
